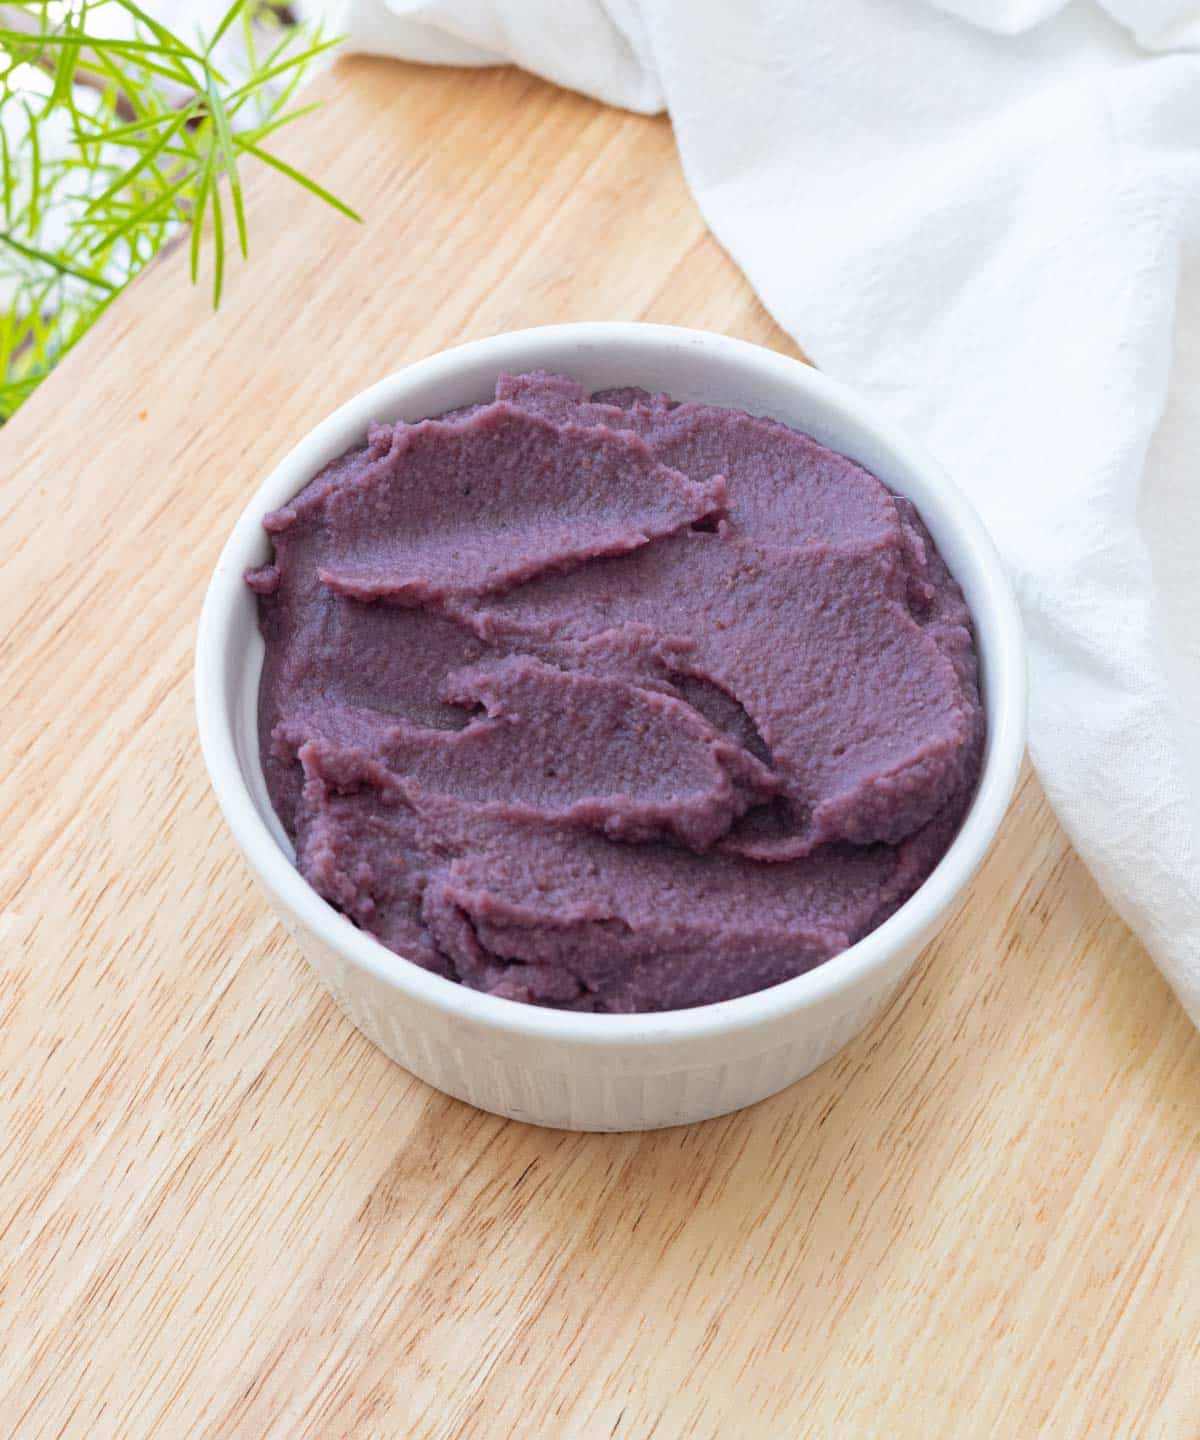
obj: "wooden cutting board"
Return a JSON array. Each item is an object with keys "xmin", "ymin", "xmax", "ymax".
[{"xmin": 2, "ymin": 56, "xmax": 1198, "ymax": 1440}]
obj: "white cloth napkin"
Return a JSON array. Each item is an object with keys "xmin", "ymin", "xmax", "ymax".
[{"xmin": 323, "ymin": 0, "xmax": 1200, "ymax": 1025}]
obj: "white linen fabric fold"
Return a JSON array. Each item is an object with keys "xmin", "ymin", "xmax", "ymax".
[{"xmin": 322, "ymin": 0, "xmax": 1200, "ymax": 1024}]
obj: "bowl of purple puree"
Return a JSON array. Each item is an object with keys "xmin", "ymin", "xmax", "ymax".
[{"xmin": 196, "ymin": 323, "xmax": 1026, "ymax": 1131}]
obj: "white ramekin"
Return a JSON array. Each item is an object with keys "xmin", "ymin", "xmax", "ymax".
[{"xmin": 195, "ymin": 323, "xmax": 1026, "ymax": 1131}]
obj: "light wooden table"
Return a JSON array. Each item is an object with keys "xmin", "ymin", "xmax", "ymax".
[{"xmin": 2, "ymin": 57, "xmax": 1198, "ymax": 1440}]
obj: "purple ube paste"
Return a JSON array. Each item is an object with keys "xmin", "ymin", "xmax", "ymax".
[{"xmin": 248, "ymin": 371, "xmax": 985, "ymax": 1012}]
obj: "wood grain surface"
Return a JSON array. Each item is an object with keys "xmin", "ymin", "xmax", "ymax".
[{"xmin": 2, "ymin": 58, "xmax": 1198, "ymax": 1440}]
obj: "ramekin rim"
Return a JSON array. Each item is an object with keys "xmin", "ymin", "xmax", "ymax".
[{"xmin": 194, "ymin": 321, "xmax": 1027, "ymax": 1049}]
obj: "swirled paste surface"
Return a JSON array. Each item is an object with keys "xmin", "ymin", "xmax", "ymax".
[{"xmin": 248, "ymin": 372, "xmax": 984, "ymax": 1012}]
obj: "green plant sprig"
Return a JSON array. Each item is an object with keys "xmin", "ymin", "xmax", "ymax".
[{"xmin": 0, "ymin": 0, "xmax": 357, "ymax": 421}]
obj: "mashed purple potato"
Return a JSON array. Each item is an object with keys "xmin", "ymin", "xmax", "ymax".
[{"xmin": 248, "ymin": 371, "xmax": 984, "ymax": 1012}]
